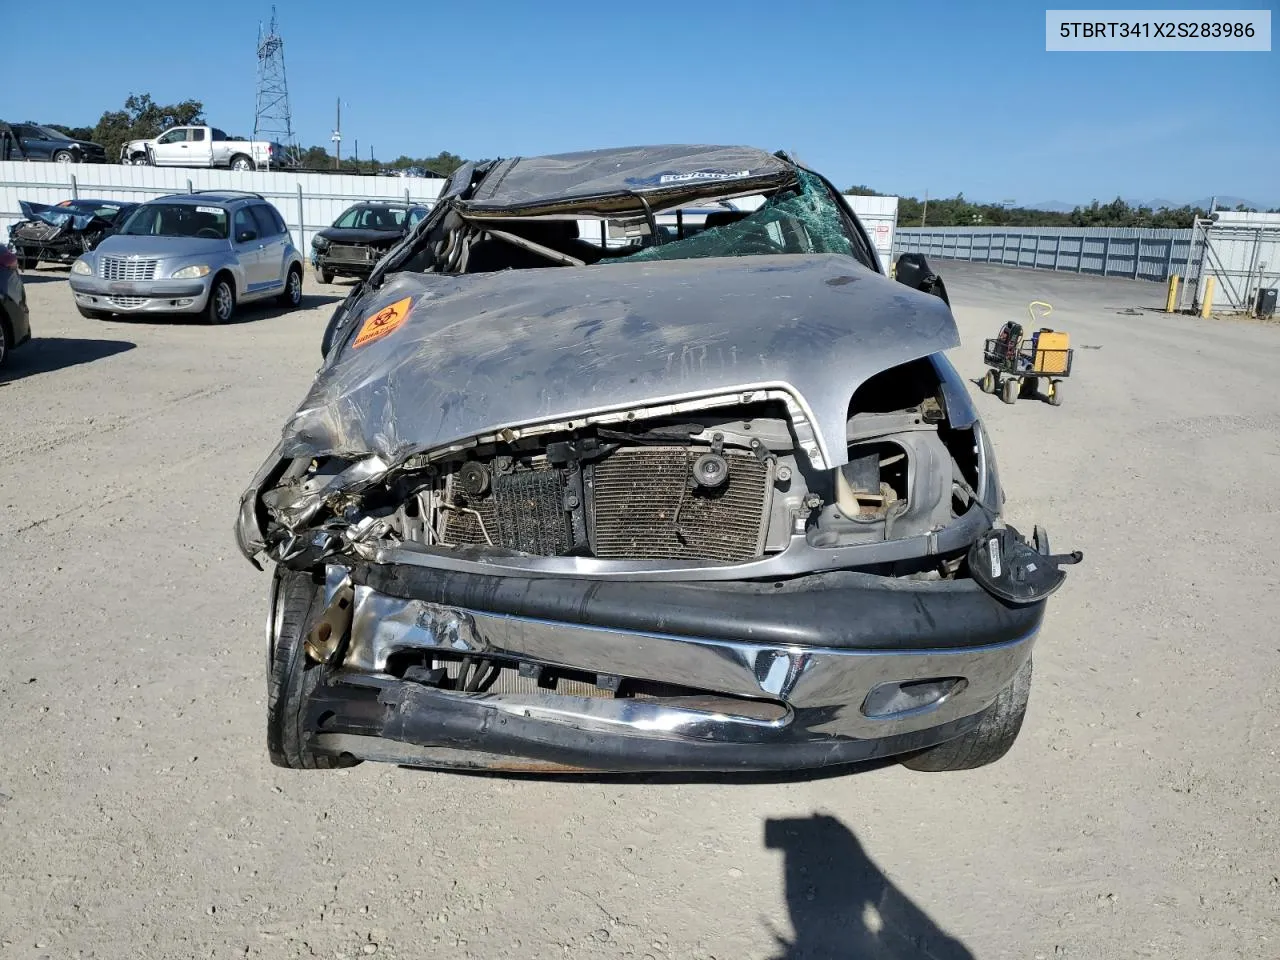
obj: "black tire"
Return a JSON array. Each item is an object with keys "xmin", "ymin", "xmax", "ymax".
[
  {"xmin": 18, "ymin": 252, "xmax": 38, "ymax": 271},
  {"xmin": 203, "ymin": 274, "xmax": 236, "ymax": 324},
  {"xmin": 267, "ymin": 567, "xmax": 360, "ymax": 770},
  {"xmin": 1048, "ymin": 380, "xmax": 1063, "ymax": 406},
  {"xmin": 901, "ymin": 656, "xmax": 1033, "ymax": 772},
  {"xmin": 318, "ymin": 266, "xmax": 334, "ymax": 284},
  {"xmin": 52, "ymin": 150, "xmax": 75, "ymax": 163},
  {"xmin": 980, "ymin": 370, "xmax": 997, "ymax": 394},
  {"xmin": 1000, "ymin": 377, "xmax": 1019, "ymax": 405},
  {"xmin": 76, "ymin": 304, "xmax": 109, "ymax": 320},
  {"xmin": 0, "ymin": 318, "xmax": 11, "ymax": 368},
  {"xmin": 230, "ymin": 154, "xmax": 254, "ymax": 172},
  {"xmin": 278, "ymin": 264, "xmax": 303, "ymax": 307}
]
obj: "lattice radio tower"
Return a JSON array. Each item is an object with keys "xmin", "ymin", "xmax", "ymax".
[{"xmin": 253, "ymin": 6, "xmax": 301, "ymax": 167}]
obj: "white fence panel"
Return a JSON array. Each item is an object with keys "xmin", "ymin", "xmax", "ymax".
[{"xmin": 0, "ymin": 161, "xmax": 444, "ymax": 252}]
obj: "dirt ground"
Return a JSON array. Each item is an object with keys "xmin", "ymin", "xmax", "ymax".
[{"xmin": 2, "ymin": 261, "xmax": 1277, "ymax": 960}]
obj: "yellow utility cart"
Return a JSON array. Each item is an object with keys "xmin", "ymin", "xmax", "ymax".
[{"xmin": 980, "ymin": 301, "xmax": 1074, "ymax": 406}]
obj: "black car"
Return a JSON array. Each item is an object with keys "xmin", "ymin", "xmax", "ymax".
[
  {"xmin": 10, "ymin": 199, "xmax": 137, "ymax": 268},
  {"xmin": 1, "ymin": 245, "xmax": 32, "ymax": 369},
  {"xmin": 0, "ymin": 123, "xmax": 108, "ymax": 163},
  {"xmin": 310, "ymin": 202, "xmax": 429, "ymax": 282}
]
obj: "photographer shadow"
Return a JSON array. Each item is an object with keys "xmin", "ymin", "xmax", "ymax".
[{"xmin": 765, "ymin": 814, "xmax": 975, "ymax": 960}]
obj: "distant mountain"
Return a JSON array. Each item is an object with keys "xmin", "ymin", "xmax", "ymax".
[
  {"xmin": 1127, "ymin": 196, "xmax": 1272, "ymax": 211},
  {"xmin": 1188, "ymin": 196, "xmax": 1275, "ymax": 211},
  {"xmin": 1028, "ymin": 200, "xmax": 1075, "ymax": 213}
]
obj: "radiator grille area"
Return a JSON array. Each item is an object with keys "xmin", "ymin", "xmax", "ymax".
[
  {"xmin": 101, "ymin": 257, "xmax": 158, "ymax": 281},
  {"xmin": 443, "ymin": 465, "xmax": 570, "ymax": 555},
  {"xmin": 107, "ymin": 296, "xmax": 148, "ymax": 309},
  {"xmin": 327, "ymin": 243, "xmax": 374, "ymax": 263},
  {"xmin": 439, "ymin": 447, "xmax": 772, "ymax": 562},
  {"xmin": 591, "ymin": 448, "xmax": 771, "ymax": 561}
]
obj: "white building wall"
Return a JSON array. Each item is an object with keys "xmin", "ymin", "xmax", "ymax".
[
  {"xmin": 0, "ymin": 161, "xmax": 444, "ymax": 252},
  {"xmin": 1195, "ymin": 211, "xmax": 1280, "ymax": 311},
  {"xmin": 843, "ymin": 194, "xmax": 899, "ymax": 274}
]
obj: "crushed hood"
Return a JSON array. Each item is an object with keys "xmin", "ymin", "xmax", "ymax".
[
  {"xmin": 280, "ymin": 253, "xmax": 959, "ymax": 470},
  {"xmin": 18, "ymin": 200, "xmax": 115, "ymax": 233}
]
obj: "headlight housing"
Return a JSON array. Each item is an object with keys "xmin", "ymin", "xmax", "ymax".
[
  {"xmin": 312, "ymin": 236, "xmax": 329, "ymax": 251},
  {"xmin": 71, "ymin": 258, "xmax": 92, "ymax": 276},
  {"xmin": 171, "ymin": 264, "xmax": 210, "ymax": 279}
]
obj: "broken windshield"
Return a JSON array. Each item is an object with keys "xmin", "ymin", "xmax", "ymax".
[{"xmin": 622, "ymin": 171, "xmax": 855, "ymax": 263}]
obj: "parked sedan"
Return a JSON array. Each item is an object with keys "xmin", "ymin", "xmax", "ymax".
[
  {"xmin": 1, "ymin": 245, "xmax": 32, "ymax": 368},
  {"xmin": 1, "ymin": 123, "xmax": 107, "ymax": 163},
  {"xmin": 310, "ymin": 202, "xmax": 429, "ymax": 282},
  {"xmin": 236, "ymin": 145, "xmax": 1081, "ymax": 777},
  {"xmin": 10, "ymin": 199, "xmax": 136, "ymax": 268},
  {"xmin": 68, "ymin": 191, "xmax": 304, "ymax": 324}
]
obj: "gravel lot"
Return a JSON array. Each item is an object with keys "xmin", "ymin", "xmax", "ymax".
[{"xmin": 2, "ymin": 261, "xmax": 1277, "ymax": 960}]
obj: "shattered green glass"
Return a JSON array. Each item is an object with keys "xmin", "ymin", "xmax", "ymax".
[{"xmin": 624, "ymin": 170, "xmax": 855, "ymax": 262}]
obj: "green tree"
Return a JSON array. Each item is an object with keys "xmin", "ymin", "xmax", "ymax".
[{"xmin": 48, "ymin": 124, "xmax": 96, "ymax": 142}]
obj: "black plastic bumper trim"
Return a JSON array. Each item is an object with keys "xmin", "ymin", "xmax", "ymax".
[{"xmin": 347, "ymin": 562, "xmax": 1044, "ymax": 652}]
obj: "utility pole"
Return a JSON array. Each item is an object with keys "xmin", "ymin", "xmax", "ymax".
[
  {"xmin": 331, "ymin": 98, "xmax": 342, "ymax": 169},
  {"xmin": 921, "ymin": 189, "xmax": 929, "ymax": 228},
  {"xmin": 354, "ymin": 138, "xmax": 359, "ymax": 170}
]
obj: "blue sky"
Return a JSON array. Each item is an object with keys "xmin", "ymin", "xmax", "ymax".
[{"xmin": 6, "ymin": 0, "xmax": 1277, "ymax": 205}]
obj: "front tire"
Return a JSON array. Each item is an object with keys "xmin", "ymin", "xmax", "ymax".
[
  {"xmin": 901, "ymin": 656, "xmax": 1033, "ymax": 772},
  {"xmin": 1001, "ymin": 377, "xmax": 1019, "ymax": 405},
  {"xmin": 52, "ymin": 150, "xmax": 75, "ymax": 163},
  {"xmin": 267, "ymin": 567, "xmax": 360, "ymax": 769},
  {"xmin": 230, "ymin": 154, "xmax": 254, "ymax": 172},
  {"xmin": 980, "ymin": 369, "xmax": 997, "ymax": 394},
  {"xmin": 278, "ymin": 265, "xmax": 303, "ymax": 308},
  {"xmin": 318, "ymin": 266, "xmax": 334, "ymax": 284},
  {"xmin": 203, "ymin": 275, "xmax": 236, "ymax": 324}
]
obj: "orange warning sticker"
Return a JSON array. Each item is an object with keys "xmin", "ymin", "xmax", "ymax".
[{"xmin": 353, "ymin": 296, "xmax": 413, "ymax": 349}]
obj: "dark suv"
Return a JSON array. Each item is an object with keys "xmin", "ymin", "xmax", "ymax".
[{"xmin": 1, "ymin": 123, "xmax": 107, "ymax": 163}]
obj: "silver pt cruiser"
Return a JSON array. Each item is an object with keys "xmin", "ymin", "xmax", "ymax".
[{"xmin": 69, "ymin": 191, "xmax": 304, "ymax": 324}]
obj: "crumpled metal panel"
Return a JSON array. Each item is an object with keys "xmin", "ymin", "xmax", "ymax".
[
  {"xmin": 18, "ymin": 199, "xmax": 102, "ymax": 233},
  {"xmin": 277, "ymin": 253, "xmax": 959, "ymax": 470},
  {"xmin": 462, "ymin": 145, "xmax": 792, "ymax": 215}
]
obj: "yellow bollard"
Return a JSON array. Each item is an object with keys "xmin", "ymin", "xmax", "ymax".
[
  {"xmin": 1165, "ymin": 275, "xmax": 1180, "ymax": 312},
  {"xmin": 1200, "ymin": 276, "xmax": 1216, "ymax": 318}
]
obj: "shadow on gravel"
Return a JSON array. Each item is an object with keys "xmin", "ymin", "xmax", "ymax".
[
  {"xmin": 400, "ymin": 756, "xmax": 902, "ymax": 786},
  {"xmin": 239, "ymin": 293, "xmax": 344, "ymax": 324},
  {"xmin": 99, "ymin": 293, "xmax": 344, "ymax": 326},
  {"xmin": 17, "ymin": 270, "xmax": 69, "ymax": 284},
  {"xmin": 0, "ymin": 337, "xmax": 135, "ymax": 383},
  {"xmin": 765, "ymin": 814, "xmax": 974, "ymax": 960}
]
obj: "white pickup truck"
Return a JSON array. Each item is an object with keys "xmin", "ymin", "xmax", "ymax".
[{"xmin": 120, "ymin": 125, "xmax": 287, "ymax": 171}]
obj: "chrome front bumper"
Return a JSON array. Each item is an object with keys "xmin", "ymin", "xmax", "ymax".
[
  {"xmin": 298, "ymin": 563, "xmax": 1042, "ymax": 773},
  {"xmin": 70, "ymin": 276, "xmax": 210, "ymax": 314}
]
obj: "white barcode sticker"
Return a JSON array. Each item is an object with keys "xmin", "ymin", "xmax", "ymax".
[
  {"xmin": 196, "ymin": 206, "xmax": 223, "ymax": 215},
  {"xmin": 989, "ymin": 539, "xmax": 1002, "ymax": 578}
]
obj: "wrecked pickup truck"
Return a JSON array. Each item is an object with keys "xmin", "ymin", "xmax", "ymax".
[{"xmin": 235, "ymin": 145, "xmax": 1080, "ymax": 775}]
